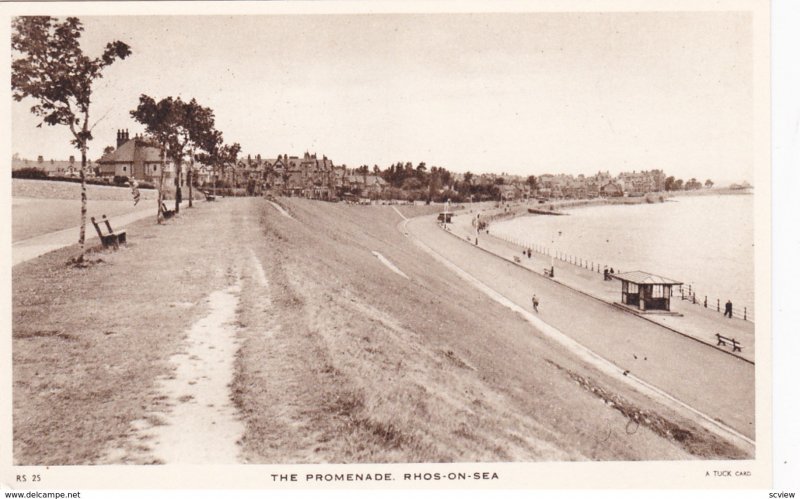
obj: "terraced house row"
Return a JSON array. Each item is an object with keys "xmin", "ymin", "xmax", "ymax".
[{"xmin": 226, "ymin": 151, "xmax": 388, "ymax": 200}]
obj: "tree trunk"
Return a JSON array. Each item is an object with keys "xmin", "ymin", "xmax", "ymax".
[
  {"xmin": 174, "ymin": 157, "xmax": 182, "ymax": 214},
  {"xmin": 188, "ymin": 149, "xmax": 194, "ymax": 208},
  {"xmin": 157, "ymin": 147, "xmax": 165, "ymax": 224},
  {"xmin": 78, "ymin": 145, "xmax": 87, "ymax": 260}
]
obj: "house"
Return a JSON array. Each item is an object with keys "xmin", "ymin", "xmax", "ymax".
[
  {"xmin": 497, "ymin": 184, "xmax": 520, "ymax": 201},
  {"xmin": 600, "ymin": 181, "xmax": 623, "ymax": 197},
  {"xmin": 262, "ymin": 152, "xmax": 338, "ymax": 199},
  {"xmin": 96, "ymin": 129, "xmax": 173, "ymax": 182},
  {"xmin": 362, "ymin": 174, "xmax": 387, "ymax": 198},
  {"xmin": 12, "ymin": 153, "xmax": 91, "ymax": 176}
]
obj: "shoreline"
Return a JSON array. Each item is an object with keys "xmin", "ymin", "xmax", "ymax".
[
  {"xmin": 462, "ymin": 195, "xmax": 755, "ymax": 323},
  {"xmin": 477, "ymin": 188, "xmax": 752, "ymax": 230}
]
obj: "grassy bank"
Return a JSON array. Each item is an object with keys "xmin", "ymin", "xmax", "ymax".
[
  {"xmin": 13, "ymin": 178, "xmax": 160, "ymax": 201},
  {"xmin": 232, "ymin": 198, "xmax": 744, "ymax": 462},
  {"xmin": 12, "ymin": 201, "xmax": 248, "ymax": 464},
  {"xmin": 12, "ymin": 197, "xmax": 746, "ymax": 464}
]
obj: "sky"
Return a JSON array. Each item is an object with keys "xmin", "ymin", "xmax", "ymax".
[{"xmin": 10, "ymin": 12, "xmax": 755, "ymax": 183}]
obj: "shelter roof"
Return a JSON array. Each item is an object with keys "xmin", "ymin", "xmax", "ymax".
[{"xmin": 610, "ymin": 271, "xmax": 683, "ymax": 285}]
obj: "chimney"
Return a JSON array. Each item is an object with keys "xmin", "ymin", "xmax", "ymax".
[{"xmin": 116, "ymin": 129, "xmax": 128, "ymax": 148}]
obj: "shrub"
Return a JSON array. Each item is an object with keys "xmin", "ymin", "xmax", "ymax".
[
  {"xmin": 12, "ymin": 167, "xmax": 49, "ymax": 179},
  {"xmin": 113, "ymin": 175, "xmax": 129, "ymax": 186}
]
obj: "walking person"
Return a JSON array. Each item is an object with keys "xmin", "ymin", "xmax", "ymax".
[
  {"xmin": 724, "ymin": 300, "xmax": 733, "ymax": 318},
  {"xmin": 532, "ymin": 293, "xmax": 539, "ymax": 313}
]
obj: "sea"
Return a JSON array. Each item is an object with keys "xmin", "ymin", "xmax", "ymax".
[{"xmin": 490, "ymin": 194, "xmax": 755, "ymax": 315}]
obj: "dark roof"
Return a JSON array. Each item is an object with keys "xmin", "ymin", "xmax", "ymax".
[
  {"xmin": 610, "ymin": 271, "xmax": 683, "ymax": 285},
  {"xmin": 97, "ymin": 139, "xmax": 163, "ymax": 164}
]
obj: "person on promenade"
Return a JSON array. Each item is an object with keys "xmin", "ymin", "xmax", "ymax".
[
  {"xmin": 724, "ymin": 300, "xmax": 733, "ymax": 318},
  {"xmin": 532, "ymin": 294, "xmax": 539, "ymax": 313},
  {"xmin": 527, "ymin": 248, "xmax": 532, "ymax": 259}
]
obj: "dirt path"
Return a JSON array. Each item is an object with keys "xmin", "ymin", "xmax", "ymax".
[
  {"xmin": 102, "ymin": 279, "xmax": 246, "ymax": 464},
  {"xmin": 94, "ymin": 200, "xmax": 266, "ymax": 465}
]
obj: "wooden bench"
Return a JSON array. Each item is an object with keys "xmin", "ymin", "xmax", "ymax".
[
  {"xmin": 203, "ymin": 190, "xmax": 216, "ymax": 201},
  {"xmin": 161, "ymin": 202, "xmax": 176, "ymax": 219},
  {"xmin": 91, "ymin": 215, "xmax": 127, "ymax": 249},
  {"xmin": 716, "ymin": 333, "xmax": 742, "ymax": 352}
]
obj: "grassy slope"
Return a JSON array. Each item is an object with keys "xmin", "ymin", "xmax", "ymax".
[
  {"xmin": 12, "ymin": 197, "xmax": 745, "ymax": 465},
  {"xmin": 13, "ymin": 178, "xmax": 160, "ymax": 201},
  {"xmin": 11, "ymin": 179, "xmax": 207, "ymax": 240},
  {"xmin": 233, "ymin": 199, "xmax": 744, "ymax": 463},
  {"xmin": 12, "ymin": 200, "xmax": 249, "ymax": 465},
  {"xmin": 12, "ymin": 198, "xmax": 154, "ymax": 241}
]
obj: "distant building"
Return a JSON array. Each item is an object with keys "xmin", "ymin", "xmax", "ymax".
[
  {"xmin": 96, "ymin": 129, "xmax": 174, "ymax": 182},
  {"xmin": 600, "ymin": 181, "xmax": 623, "ymax": 197},
  {"xmin": 262, "ymin": 152, "xmax": 341, "ymax": 200},
  {"xmin": 12, "ymin": 153, "xmax": 89, "ymax": 176}
]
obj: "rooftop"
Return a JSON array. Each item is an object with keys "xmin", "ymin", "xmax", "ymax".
[{"xmin": 609, "ymin": 271, "xmax": 683, "ymax": 286}]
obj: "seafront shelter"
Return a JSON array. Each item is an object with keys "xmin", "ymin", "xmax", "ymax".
[
  {"xmin": 437, "ymin": 212, "xmax": 453, "ymax": 223},
  {"xmin": 609, "ymin": 271, "xmax": 683, "ymax": 313}
]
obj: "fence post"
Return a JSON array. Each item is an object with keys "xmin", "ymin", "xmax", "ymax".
[
  {"xmin": 744, "ymin": 307, "xmax": 747, "ymax": 321},
  {"xmin": 717, "ymin": 299, "xmax": 720, "ymax": 312}
]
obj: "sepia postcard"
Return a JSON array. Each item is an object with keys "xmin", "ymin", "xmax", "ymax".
[{"xmin": 0, "ymin": 0, "xmax": 785, "ymax": 493}]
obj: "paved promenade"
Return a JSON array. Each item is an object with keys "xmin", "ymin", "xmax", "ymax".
[
  {"xmin": 407, "ymin": 213, "xmax": 755, "ymax": 441},
  {"xmin": 448, "ymin": 208, "xmax": 755, "ymax": 363}
]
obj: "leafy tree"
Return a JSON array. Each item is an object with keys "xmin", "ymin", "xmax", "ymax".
[
  {"xmin": 130, "ymin": 95, "xmax": 216, "ymax": 218},
  {"xmin": 705, "ymin": 179, "xmax": 714, "ymax": 189},
  {"xmin": 664, "ymin": 176, "xmax": 676, "ymax": 191},
  {"xmin": 685, "ymin": 178, "xmax": 702, "ymax": 190},
  {"xmin": 130, "ymin": 95, "xmax": 179, "ymax": 221},
  {"xmin": 183, "ymin": 102, "xmax": 217, "ymax": 207},
  {"xmin": 415, "ymin": 162, "xmax": 427, "ymax": 181},
  {"xmin": 12, "ymin": 16, "xmax": 131, "ymax": 260},
  {"xmin": 526, "ymin": 175, "xmax": 538, "ymax": 192},
  {"xmin": 401, "ymin": 177, "xmax": 422, "ymax": 190}
]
